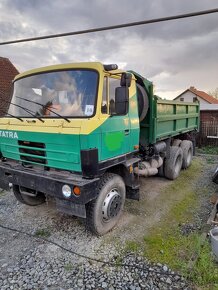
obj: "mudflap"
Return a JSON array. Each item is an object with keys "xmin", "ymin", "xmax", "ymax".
[
  {"xmin": 56, "ymin": 199, "xmax": 86, "ymax": 218},
  {"xmin": 126, "ymin": 187, "xmax": 140, "ymax": 201}
]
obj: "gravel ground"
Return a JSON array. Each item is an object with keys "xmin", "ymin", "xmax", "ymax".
[
  {"xmin": 179, "ymin": 154, "xmax": 218, "ymax": 236},
  {"xmin": 0, "ymin": 155, "xmax": 217, "ymax": 290},
  {"xmin": 0, "ymin": 250, "xmax": 191, "ymax": 290}
]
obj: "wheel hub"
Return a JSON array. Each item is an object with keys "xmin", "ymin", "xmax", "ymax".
[{"xmin": 102, "ymin": 189, "xmax": 122, "ymax": 220}]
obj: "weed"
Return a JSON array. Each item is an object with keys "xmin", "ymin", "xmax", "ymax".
[
  {"xmin": 64, "ymin": 263, "xmax": 73, "ymax": 271},
  {"xmin": 34, "ymin": 228, "xmax": 51, "ymax": 238}
]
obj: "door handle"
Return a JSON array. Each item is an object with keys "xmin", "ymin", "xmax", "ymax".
[{"xmin": 124, "ymin": 129, "xmax": 130, "ymax": 135}]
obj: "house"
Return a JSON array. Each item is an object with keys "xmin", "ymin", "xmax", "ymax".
[
  {"xmin": 0, "ymin": 57, "xmax": 19, "ymax": 116},
  {"xmin": 174, "ymin": 87, "xmax": 218, "ymax": 146},
  {"xmin": 174, "ymin": 86, "xmax": 218, "ymax": 109},
  {"xmin": 174, "ymin": 86, "xmax": 218, "ymax": 123}
]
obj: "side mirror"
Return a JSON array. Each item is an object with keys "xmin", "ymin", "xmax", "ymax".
[
  {"xmin": 120, "ymin": 73, "xmax": 132, "ymax": 87},
  {"xmin": 115, "ymin": 87, "xmax": 129, "ymax": 115}
]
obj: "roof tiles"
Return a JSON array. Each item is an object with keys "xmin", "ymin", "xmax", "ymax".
[{"xmin": 189, "ymin": 86, "xmax": 218, "ymax": 104}]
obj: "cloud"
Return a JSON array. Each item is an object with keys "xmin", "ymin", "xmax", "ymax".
[{"xmin": 0, "ymin": 0, "xmax": 218, "ymax": 98}]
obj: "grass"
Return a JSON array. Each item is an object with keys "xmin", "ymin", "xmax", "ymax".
[
  {"xmin": 205, "ymin": 156, "xmax": 216, "ymax": 164},
  {"xmin": 190, "ymin": 240, "xmax": 218, "ymax": 287},
  {"xmin": 64, "ymin": 263, "xmax": 73, "ymax": 271},
  {"xmin": 34, "ymin": 228, "xmax": 51, "ymax": 238},
  {"xmin": 0, "ymin": 189, "xmax": 5, "ymax": 196},
  {"xmin": 197, "ymin": 146, "xmax": 218, "ymax": 155},
  {"xmin": 125, "ymin": 240, "xmax": 141, "ymax": 253},
  {"xmin": 143, "ymin": 232, "xmax": 218, "ymax": 288},
  {"xmin": 124, "ymin": 158, "xmax": 218, "ymax": 288}
]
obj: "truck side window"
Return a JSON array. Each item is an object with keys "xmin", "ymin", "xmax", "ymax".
[
  {"xmin": 109, "ymin": 77, "xmax": 120, "ymax": 115},
  {"xmin": 101, "ymin": 77, "xmax": 120, "ymax": 115},
  {"xmin": 101, "ymin": 77, "xmax": 108, "ymax": 114}
]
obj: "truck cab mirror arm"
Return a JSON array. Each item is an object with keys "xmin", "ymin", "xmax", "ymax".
[{"xmin": 120, "ymin": 73, "xmax": 132, "ymax": 87}]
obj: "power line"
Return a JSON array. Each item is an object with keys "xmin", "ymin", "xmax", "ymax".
[{"xmin": 0, "ymin": 8, "xmax": 218, "ymax": 46}]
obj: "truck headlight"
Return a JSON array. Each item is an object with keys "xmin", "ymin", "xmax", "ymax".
[{"xmin": 62, "ymin": 185, "xmax": 71, "ymax": 198}]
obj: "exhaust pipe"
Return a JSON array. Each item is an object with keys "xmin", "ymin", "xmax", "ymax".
[{"xmin": 134, "ymin": 156, "xmax": 163, "ymax": 177}]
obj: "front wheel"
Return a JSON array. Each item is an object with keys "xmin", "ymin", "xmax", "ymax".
[
  {"xmin": 13, "ymin": 185, "xmax": 46, "ymax": 206},
  {"xmin": 86, "ymin": 173, "xmax": 126, "ymax": 236}
]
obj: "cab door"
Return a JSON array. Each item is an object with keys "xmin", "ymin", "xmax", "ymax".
[{"xmin": 100, "ymin": 76, "xmax": 130, "ymax": 161}]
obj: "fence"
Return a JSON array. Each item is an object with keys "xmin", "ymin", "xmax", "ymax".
[{"xmin": 197, "ymin": 120, "xmax": 218, "ymax": 147}]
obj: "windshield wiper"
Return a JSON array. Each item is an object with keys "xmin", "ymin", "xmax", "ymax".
[
  {"xmin": 11, "ymin": 102, "xmax": 45, "ymax": 123},
  {"xmin": 16, "ymin": 96, "xmax": 71, "ymax": 123},
  {"xmin": 1, "ymin": 99, "xmax": 44, "ymax": 123},
  {"xmin": 0, "ymin": 109, "xmax": 24, "ymax": 122}
]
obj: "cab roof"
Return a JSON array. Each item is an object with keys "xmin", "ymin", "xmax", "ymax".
[{"xmin": 14, "ymin": 62, "xmax": 126, "ymax": 81}]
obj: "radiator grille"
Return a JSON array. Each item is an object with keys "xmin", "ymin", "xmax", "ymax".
[{"xmin": 18, "ymin": 140, "xmax": 47, "ymax": 165}]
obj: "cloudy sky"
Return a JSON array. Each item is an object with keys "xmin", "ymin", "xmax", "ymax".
[{"xmin": 0, "ymin": 0, "xmax": 217, "ymax": 99}]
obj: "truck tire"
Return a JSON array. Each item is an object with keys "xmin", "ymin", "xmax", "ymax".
[
  {"xmin": 86, "ymin": 173, "xmax": 126, "ymax": 236},
  {"xmin": 164, "ymin": 146, "xmax": 183, "ymax": 180},
  {"xmin": 180, "ymin": 140, "xmax": 193, "ymax": 169},
  {"xmin": 136, "ymin": 84, "xmax": 149, "ymax": 121},
  {"xmin": 157, "ymin": 158, "xmax": 165, "ymax": 177},
  {"xmin": 172, "ymin": 139, "xmax": 182, "ymax": 147},
  {"xmin": 13, "ymin": 185, "xmax": 46, "ymax": 206}
]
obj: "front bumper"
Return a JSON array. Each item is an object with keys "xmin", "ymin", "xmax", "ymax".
[{"xmin": 0, "ymin": 160, "xmax": 100, "ymax": 209}]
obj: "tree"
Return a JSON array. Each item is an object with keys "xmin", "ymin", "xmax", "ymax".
[{"xmin": 208, "ymin": 88, "xmax": 218, "ymax": 99}]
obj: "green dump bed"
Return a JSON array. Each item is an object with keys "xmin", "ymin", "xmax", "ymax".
[
  {"xmin": 140, "ymin": 97, "xmax": 200, "ymax": 146},
  {"xmin": 130, "ymin": 71, "xmax": 200, "ymax": 146}
]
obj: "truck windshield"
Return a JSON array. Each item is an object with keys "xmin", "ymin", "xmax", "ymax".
[{"xmin": 8, "ymin": 69, "xmax": 98, "ymax": 118}]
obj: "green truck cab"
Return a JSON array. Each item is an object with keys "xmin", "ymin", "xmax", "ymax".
[{"xmin": 0, "ymin": 62, "xmax": 199, "ymax": 235}]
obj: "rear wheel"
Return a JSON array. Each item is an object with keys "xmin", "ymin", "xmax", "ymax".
[
  {"xmin": 13, "ymin": 185, "xmax": 46, "ymax": 206},
  {"xmin": 86, "ymin": 173, "xmax": 126, "ymax": 236},
  {"xmin": 172, "ymin": 139, "xmax": 182, "ymax": 147},
  {"xmin": 157, "ymin": 158, "xmax": 165, "ymax": 177},
  {"xmin": 164, "ymin": 146, "xmax": 183, "ymax": 180},
  {"xmin": 180, "ymin": 140, "xmax": 193, "ymax": 169}
]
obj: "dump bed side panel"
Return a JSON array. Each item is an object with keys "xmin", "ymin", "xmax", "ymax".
[
  {"xmin": 153, "ymin": 99, "xmax": 199, "ymax": 143},
  {"xmin": 140, "ymin": 97, "xmax": 199, "ymax": 146}
]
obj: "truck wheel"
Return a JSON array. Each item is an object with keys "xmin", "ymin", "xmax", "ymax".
[
  {"xmin": 157, "ymin": 158, "xmax": 165, "ymax": 177},
  {"xmin": 172, "ymin": 139, "xmax": 182, "ymax": 147},
  {"xmin": 13, "ymin": 185, "xmax": 46, "ymax": 206},
  {"xmin": 180, "ymin": 140, "xmax": 193, "ymax": 169},
  {"xmin": 86, "ymin": 173, "xmax": 126, "ymax": 236},
  {"xmin": 164, "ymin": 146, "xmax": 183, "ymax": 180}
]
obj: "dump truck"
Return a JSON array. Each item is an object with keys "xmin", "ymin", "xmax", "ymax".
[{"xmin": 0, "ymin": 62, "xmax": 199, "ymax": 235}]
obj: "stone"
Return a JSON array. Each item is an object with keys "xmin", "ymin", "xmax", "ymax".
[
  {"xmin": 166, "ymin": 277, "xmax": 172, "ymax": 284},
  {"xmin": 102, "ymin": 282, "xmax": 108, "ymax": 288}
]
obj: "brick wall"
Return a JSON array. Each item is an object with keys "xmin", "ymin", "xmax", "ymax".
[
  {"xmin": 197, "ymin": 110, "xmax": 218, "ymax": 146},
  {"xmin": 0, "ymin": 57, "xmax": 19, "ymax": 116},
  {"xmin": 200, "ymin": 110, "xmax": 218, "ymax": 122}
]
